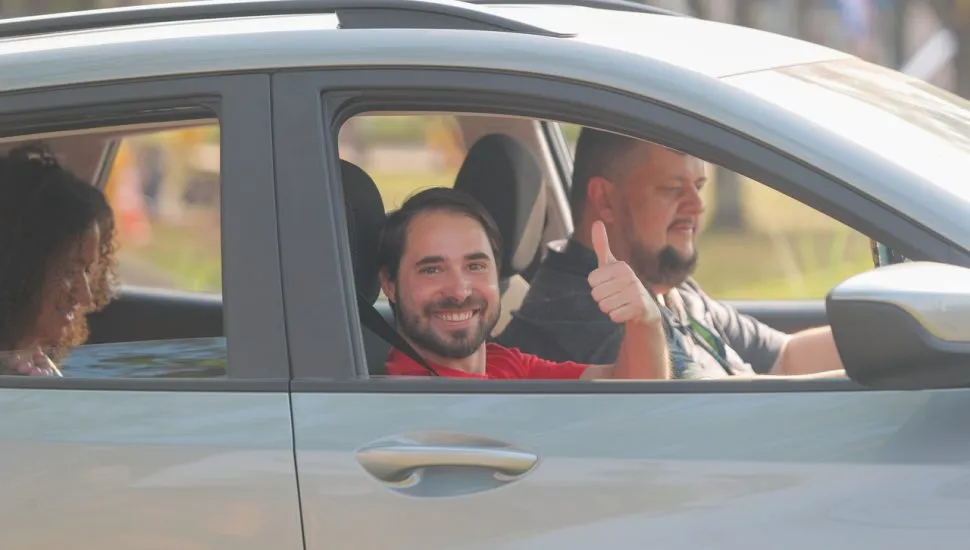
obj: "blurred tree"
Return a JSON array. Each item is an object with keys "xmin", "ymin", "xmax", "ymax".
[
  {"xmin": 686, "ymin": 0, "xmax": 706, "ymax": 17},
  {"xmin": 795, "ymin": 0, "xmax": 816, "ymax": 40},
  {"xmin": 891, "ymin": 0, "xmax": 908, "ymax": 67},
  {"xmin": 928, "ymin": 0, "xmax": 970, "ymax": 98}
]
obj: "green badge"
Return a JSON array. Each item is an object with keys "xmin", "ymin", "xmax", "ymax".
[{"xmin": 687, "ymin": 314, "xmax": 726, "ymax": 362}]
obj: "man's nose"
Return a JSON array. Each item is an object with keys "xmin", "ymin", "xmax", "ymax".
[
  {"xmin": 681, "ymin": 183, "xmax": 705, "ymax": 215},
  {"xmin": 441, "ymin": 271, "xmax": 472, "ymax": 301}
]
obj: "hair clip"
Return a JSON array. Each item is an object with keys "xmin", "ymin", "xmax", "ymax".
[{"xmin": 10, "ymin": 143, "xmax": 58, "ymax": 167}]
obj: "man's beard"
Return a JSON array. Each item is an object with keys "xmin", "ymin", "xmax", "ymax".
[
  {"xmin": 396, "ymin": 295, "xmax": 499, "ymax": 359},
  {"xmin": 629, "ymin": 241, "xmax": 697, "ymax": 288}
]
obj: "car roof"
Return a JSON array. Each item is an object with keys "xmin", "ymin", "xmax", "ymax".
[
  {"xmin": 0, "ymin": 0, "xmax": 848, "ymax": 94},
  {"xmin": 488, "ymin": 4, "xmax": 848, "ymax": 77}
]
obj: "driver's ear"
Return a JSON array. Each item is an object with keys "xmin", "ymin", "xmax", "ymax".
[
  {"xmin": 587, "ymin": 175, "xmax": 619, "ymax": 224},
  {"xmin": 379, "ymin": 268, "xmax": 397, "ymax": 304}
]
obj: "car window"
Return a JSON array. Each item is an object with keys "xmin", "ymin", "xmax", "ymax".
[
  {"xmin": 340, "ymin": 112, "xmax": 555, "ymax": 332},
  {"xmin": 304, "ymin": 53, "xmax": 875, "ymax": 382},
  {"xmin": 339, "ymin": 114, "xmax": 463, "ymax": 211},
  {"xmin": 560, "ymin": 123, "xmax": 873, "ymax": 300},
  {"xmin": 338, "ymin": 110, "xmax": 853, "ymax": 380},
  {"xmin": 106, "ymin": 127, "xmax": 221, "ymax": 294},
  {"xmin": 0, "ymin": 122, "xmax": 227, "ymax": 380}
]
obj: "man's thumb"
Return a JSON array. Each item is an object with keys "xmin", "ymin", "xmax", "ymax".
[{"xmin": 591, "ymin": 220, "xmax": 616, "ymax": 266}]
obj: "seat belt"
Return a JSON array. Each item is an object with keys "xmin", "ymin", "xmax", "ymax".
[{"xmin": 356, "ymin": 293, "xmax": 439, "ymax": 377}]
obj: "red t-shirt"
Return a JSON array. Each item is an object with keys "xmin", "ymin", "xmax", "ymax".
[{"xmin": 385, "ymin": 343, "xmax": 589, "ymax": 379}]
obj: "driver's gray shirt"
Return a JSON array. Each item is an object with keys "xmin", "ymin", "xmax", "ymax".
[{"xmin": 497, "ymin": 239, "xmax": 790, "ymax": 378}]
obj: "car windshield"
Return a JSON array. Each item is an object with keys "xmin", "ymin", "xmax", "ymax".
[{"xmin": 724, "ymin": 58, "xmax": 970, "ymax": 205}]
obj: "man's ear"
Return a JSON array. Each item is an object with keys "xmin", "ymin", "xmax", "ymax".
[
  {"xmin": 587, "ymin": 175, "xmax": 619, "ymax": 224},
  {"xmin": 379, "ymin": 268, "xmax": 396, "ymax": 304}
]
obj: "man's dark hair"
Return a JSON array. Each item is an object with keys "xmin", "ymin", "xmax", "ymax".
[
  {"xmin": 568, "ymin": 127, "xmax": 644, "ymax": 221},
  {"xmin": 0, "ymin": 142, "xmax": 118, "ymax": 358},
  {"xmin": 378, "ymin": 187, "xmax": 503, "ymax": 283}
]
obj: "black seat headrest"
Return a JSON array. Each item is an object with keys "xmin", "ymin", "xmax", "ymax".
[
  {"xmin": 341, "ymin": 159, "xmax": 385, "ymax": 305},
  {"xmin": 453, "ymin": 134, "xmax": 546, "ymax": 281}
]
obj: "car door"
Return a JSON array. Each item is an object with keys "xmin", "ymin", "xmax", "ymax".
[
  {"xmin": 275, "ymin": 66, "xmax": 970, "ymax": 549},
  {"xmin": 0, "ymin": 74, "xmax": 302, "ymax": 549}
]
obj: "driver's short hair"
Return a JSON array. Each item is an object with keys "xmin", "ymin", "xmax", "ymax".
[{"xmin": 379, "ymin": 187, "xmax": 503, "ymax": 282}]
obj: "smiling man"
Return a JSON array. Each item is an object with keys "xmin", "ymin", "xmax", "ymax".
[
  {"xmin": 377, "ymin": 187, "xmax": 669, "ymax": 380},
  {"xmin": 499, "ymin": 127, "xmax": 846, "ymax": 379}
]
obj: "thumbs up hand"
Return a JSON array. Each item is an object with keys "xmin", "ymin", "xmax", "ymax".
[
  {"xmin": 591, "ymin": 218, "xmax": 616, "ymax": 266},
  {"xmin": 588, "ymin": 221, "xmax": 661, "ymax": 326}
]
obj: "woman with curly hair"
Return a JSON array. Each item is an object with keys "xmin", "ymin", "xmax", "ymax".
[{"xmin": 0, "ymin": 143, "xmax": 119, "ymax": 376}]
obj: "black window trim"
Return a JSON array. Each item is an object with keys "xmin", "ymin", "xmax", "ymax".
[
  {"xmin": 271, "ymin": 66, "xmax": 964, "ymax": 393},
  {"xmin": 0, "ymin": 74, "xmax": 288, "ymax": 390}
]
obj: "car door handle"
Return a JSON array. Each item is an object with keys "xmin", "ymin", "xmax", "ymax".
[{"xmin": 356, "ymin": 444, "xmax": 539, "ymax": 484}]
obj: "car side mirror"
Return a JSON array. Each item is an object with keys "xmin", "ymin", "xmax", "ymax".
[{"xmin": 826, "ymin": 261, "xmax": 970, "ymax": 390}]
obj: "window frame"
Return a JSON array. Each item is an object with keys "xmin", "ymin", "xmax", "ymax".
[
  {"xmin": 0, "ymin": 73, "xmax": 288, "ymax": 390},
  {"xmin": 272, "ymin": 66, "xmax": 963, "ymax": 392}
]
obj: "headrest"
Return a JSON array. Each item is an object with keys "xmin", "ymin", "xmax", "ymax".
[
  {"xmin": 453, "ymin": 134, "xmax": 546, "ymax": 280},
  {"xmin": 341, "ymin": 160, "xmax": 385, "ymax": 305}
]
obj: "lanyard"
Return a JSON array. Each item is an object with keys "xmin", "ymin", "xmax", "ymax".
[
  {"xmin": 684, "ymin": 313, "xmax": 734, "ymax": 376},
  {"xmin": 664, "ymin": 287, "xmax": 734, "ymax": 377},
  {"xmin": 688, "ymin": 313, "xmax": 725, "ymax": 361}
]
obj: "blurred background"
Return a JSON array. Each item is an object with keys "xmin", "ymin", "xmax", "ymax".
[{"xmin": 6, "ymin": 0, "xmax": 966, "ymax": 301}]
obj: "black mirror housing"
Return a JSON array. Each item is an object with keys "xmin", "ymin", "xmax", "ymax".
[{"xmin": 827, "ymin": 262, "xmax": 970, "ymax": 390}]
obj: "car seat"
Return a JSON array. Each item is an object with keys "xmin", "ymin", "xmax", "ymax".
[
  {"xmin": 453, "ymin": 133, "xmax": 547, "ymax": 336},
  {"xmin": 340, "ymin": 160, "xmax": 394, "ymax": 376}
]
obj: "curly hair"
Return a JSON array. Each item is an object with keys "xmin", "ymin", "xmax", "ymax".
[{"xmin": 0, "ymin": 142, "xmax": 119, "ymax": 361}]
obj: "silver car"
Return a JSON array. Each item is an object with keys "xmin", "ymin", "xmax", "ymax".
[{"xmin": 2, "ymin": 0, "xmax": 970, "ymax": 548}]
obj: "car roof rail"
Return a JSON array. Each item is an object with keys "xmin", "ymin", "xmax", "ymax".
[
  {"xmin": 0, "ymin": 0, "xmax": 574, "ymax": 40},
  {"xmin": 462, "ymin": 0, "xmax": 688, "ymax": 17}
]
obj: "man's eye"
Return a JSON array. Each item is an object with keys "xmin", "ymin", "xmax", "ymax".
[
  {"xmin": 469, "ymin": 263, "xmax": 487, "ymax": 271},
  {"xmin": 419, "ymin": 266, "xmax": 441, "ymax": 274}
]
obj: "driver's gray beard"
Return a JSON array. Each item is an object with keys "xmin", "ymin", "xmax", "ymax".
[
  {"xmin": 396, "ymin": 302, "xmax": 500, "ymax": 360},
  {"xmin": 629, "ymin": 243, "xmax": 697, "ymax": 288}
]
